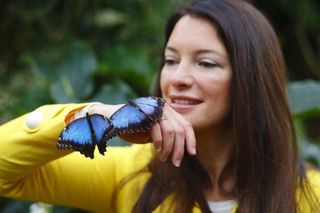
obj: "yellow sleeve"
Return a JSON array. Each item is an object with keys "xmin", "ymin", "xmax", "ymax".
[
  {"xmin": 296, "ymin": 169, "xmax": 320, "ymax": 212},
  {"xmin": 0, "ymin": 104, "xmax": 88, "ymax": 183},
  {"xmin": 0, "ymin": 104, "xmax": 152, "ymax": 212}
]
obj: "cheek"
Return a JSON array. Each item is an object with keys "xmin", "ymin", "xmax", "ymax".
[
  {"xmin": 202, "ymin": 73, "xmax": 231, "ymax": 97},
  {"xmin": 159, "ymin": 71, "xmax": 169, "ymax": 97},
  {"xmin": 202, "ymin": 75, "xmax": 232, "ymax": 114}
]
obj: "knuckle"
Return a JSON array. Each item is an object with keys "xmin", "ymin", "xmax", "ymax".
[
  {"xmin": 162, "ymin": 146, "xmax": 171, "ymax": 155},
  {"xmin": 175, "ymin": 128, "xmax": 184, "ymax": 137},
  {"xmin": 151, "ymin": 123, "xmax": 158, "ymax": 131},
  {"xmin": 174, "ymin": 150, "xmax": 184, "ymax": 159},
  {"xmin": 184, "ymin": 121, "xmax": 192, "ymax": 129},
  {"xmin": 162, "ymin": 139, "xmax": 173, "ymax": 152},
  {"xmin": 165, "ymin": 128, "xmax": 175, "ymax": 138},
  {"xmin": 153, "ymin": 137, "xmax": 162, "ymax": 145}
]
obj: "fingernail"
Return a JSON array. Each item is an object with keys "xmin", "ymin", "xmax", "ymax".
[
  {"xmin": 156, "ymin": 147, "xmax": 161, "ymax": 153},
  {"xmin": 174, "ymin": 160, "xmax": 181, "ymax": 167},
  {"xmin": 192, "ymin": 147, "xmax": 196, "ymax": 155}
]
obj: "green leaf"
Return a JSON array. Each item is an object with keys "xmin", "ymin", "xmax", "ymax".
[
  {"xmin": 93, "ymin": 9, "xmax": 127, "ymax": 27},
  {"xmin": 45, "ymin": 41, "xmax": 97, "ymax": 103},
  {"xmin": 107, "ymin": 137, "xmax": 130, "ymax": 147},
  {"xmin": 300, "ymin": 140, "xmax": 320, "ymax": 166},
  {"xmin": 99, "ymin": 46, "xmax": 154, "ymax": 96},
  {"xmin": 288, "ymin": 80, "xmax": 320, "ymax": 118},
  {"xmin": 0, "ymin": 198, "xmax": 32, "ymax": 213},
  {"xmin": 101, "ymin": 46, "xmax": 152, "ymax": 76},
  {"xmin": 91, "ymin": 80, "xmax": 136, "ymax": 104}
]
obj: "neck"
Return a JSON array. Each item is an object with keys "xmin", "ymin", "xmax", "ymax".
[{"xmin": 195, "ymin": 127, "xmax": 235, "ymax": 201}]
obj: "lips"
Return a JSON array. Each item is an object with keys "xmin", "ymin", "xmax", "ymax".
[
  {"xmin": 172, "ymin": 99, "xmax": 201, "ymax": 105},
  {"xmin": 169, "ymin": 96, "xmax": 202, "ymax": 112}
]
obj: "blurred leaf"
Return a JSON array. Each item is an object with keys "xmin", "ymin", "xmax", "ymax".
[
  {"xmin": 45, "ymin": 41, "xmax": 97, "ymax": 103},
  {"xmin": 0, "ymin": 69, "xmax": 52, "ymax": 123},
  {"xmin": 0, "ymin": 198, "xmax": 32, "ymax": 213},
  {"xmin": 101, "ymin": 45, "xmax": 152, "ymax": 76},
  {"xmin": 99, "ymin": 45, "xmax": 153, "ymax": 95},
  {"xmin": 91, "ymin": 80, "xmax": 136, "ymax": 104},
  {"xmin": 290, "ymin": 81, "xmax": 320, "ymax": 166},
  {"xmin": 93, "ymin": 9, "xmax": 127, "ymax": 27},
  {"xmin": 288, "ymin": 80, "xmax": 320, "ymax": 118},
  {"xmin": 300, "ymin": 140, "xmax": 320, "ymax": 166},
  {"xmin": 50, "ymin": 78, "xmax": 80, "ymax": 103},
  {"xmin": 107, "ymin": 137, "xmax": 130, "ymax": 147},
  {"xmin": 279, "ymin": 0, "xmax": 320, "ymax": 31}
]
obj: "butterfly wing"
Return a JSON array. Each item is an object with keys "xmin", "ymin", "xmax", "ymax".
[
  {"xmin": 132, "ymin": 96, "xmax": 165, "ymax": 121},
  {"xmin": 110, "ymin": 96, "xmax": 165, "ymax": 135},
  {"xmin": 110, "ymin": 104, "xmax": 153, "ymax": 135},
  {"xmin": 57, "ymin": 117, "xmax": 95, "ymax": 159},
  {"xmin": 89, "ymin": 114, "xmax": 115, "ymax": 155}
]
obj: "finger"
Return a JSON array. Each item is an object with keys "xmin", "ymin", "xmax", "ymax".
[
  {"xmin": 185, "ymin": 126, "xmax": 196, "ymax": 155},
  {"xmin": 160, "ymin": 106, "xmax": 186, "ymax": 166},
  {"xmin": 167, "ymin": 107, "xmax": 196, "ymax": 156},
  {"xmin": 151, "ymin": 122, "xmax": 162, "ymax": 152},
  {"xmin": 158, "ymin": 118, "xmax": 175, "ymax": 162},
  {"xmin": 182, "ymin": 120, "xmax": 196, "ymax": 155},
  {"xmin": 171, "ymin": 124, "xmax": 185, "ymax": 167}
]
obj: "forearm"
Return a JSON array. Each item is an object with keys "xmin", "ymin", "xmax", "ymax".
[
  {"xmin": 0, "ymin": 103, "xmax": 115, "ymax": 211},
  {"xmin": 0, "ymin": 103, "xmax": 150, "ymax": 212},
  {"xmin": 0, "ymin": 104, "xmax": 87, "ymax": 189}
]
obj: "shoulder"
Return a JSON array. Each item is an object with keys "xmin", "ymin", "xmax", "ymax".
[
  {"xmin": 306, "ymin": 168, "xmax": 320, "ymax": 194},
  {"xmin": 296, "ymin": 168, "xmax": 320, "ymax": 212}
]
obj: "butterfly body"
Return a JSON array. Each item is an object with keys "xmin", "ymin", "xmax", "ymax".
[{"xmin": 57, "ymin": 113, "xmax": 115, "ymax": 159}]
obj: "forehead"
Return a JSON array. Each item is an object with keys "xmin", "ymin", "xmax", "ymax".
[{"xmin": 166, "ymin": 15, "xmax": 227, "ymax": 56}]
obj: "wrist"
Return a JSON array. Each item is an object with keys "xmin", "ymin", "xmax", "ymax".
[{"xmin": 88, "ymin": 103, "xmax": 124, "ymax": 118}]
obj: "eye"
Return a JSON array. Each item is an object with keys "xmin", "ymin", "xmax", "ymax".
[
  {"xmin": 199, "ymin": 60, "xmax": 218, "ymax": 68},
  {"xmin": 163, "ymin": 58, "xmax": 178, "ymax": 66}
]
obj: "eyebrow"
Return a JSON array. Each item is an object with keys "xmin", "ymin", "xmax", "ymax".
[{"xmin": 165, "ymin": 46, "xmax": 225, "ymax": 58}]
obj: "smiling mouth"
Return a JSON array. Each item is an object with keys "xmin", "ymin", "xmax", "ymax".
[
  {"xmin": 171, "ymin": 99, "xmax": 202, "ymax": 105},
  {"xmin": 169, "ymin": 97, "xmax": 203, "ymax": 112}
]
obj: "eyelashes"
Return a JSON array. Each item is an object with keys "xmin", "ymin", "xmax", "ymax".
[
  {"xmin": 163, "ymin": 57, "xmax": 219, "ymax": 69},
  {"xmin": 198, "ymin": 61, "xmax": 218, "ymax": 68}
]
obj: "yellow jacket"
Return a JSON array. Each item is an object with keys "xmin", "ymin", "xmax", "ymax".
[{"xmin": 0, "ymin": 104, "xmax": 319, "ymax": 212}]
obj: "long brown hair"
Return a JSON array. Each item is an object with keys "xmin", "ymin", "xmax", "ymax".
[{"xmin": 120, "ymin": 0, "xmax": 319, "ymax": 212}]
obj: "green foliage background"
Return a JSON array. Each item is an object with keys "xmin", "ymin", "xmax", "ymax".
[{"xmin": 0, "ymin": 0, "xmax": 319, "ymax": 212}]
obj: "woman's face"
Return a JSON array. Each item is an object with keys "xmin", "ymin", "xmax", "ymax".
[{"xmin": 160, "ymin": 15, "xmax": 232, "ymax": 131}]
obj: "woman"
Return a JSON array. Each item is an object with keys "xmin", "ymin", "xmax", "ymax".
[{"xmin": 0, "ymin": 0, "xmax": 319, "ymax": 212}]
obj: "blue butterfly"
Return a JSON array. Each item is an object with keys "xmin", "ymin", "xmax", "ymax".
[
  {"xmin": 57, "ymin": 113, "xmax": 115, "ymax": 159},
  {"xmin": 110, "ymin": 96, "xmax": 165, "ymax": 135},
  {"xmin": 57, "ymin": 96, "xmax": 165, "ymax": 158}
]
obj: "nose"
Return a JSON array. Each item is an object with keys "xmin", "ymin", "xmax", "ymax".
[{"xmin": 170, "ymin": 61, "xmax": 194, "ymax": 89}]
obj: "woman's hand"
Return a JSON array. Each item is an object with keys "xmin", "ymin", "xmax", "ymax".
[
  {"xmin": 151, "ymin": 104, "xmax": 196, "ymax": 167},
  {"xmin": 89, "ymin": 103, "xmax": 124, "ymax": 118},
  {"xmin": 90, "ymin": 102, "xmax": 197, "ymax": 167}
]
